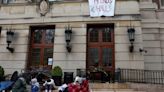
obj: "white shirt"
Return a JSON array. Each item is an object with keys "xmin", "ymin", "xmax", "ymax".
[
  {"xmin": 58, "ymin": 84, "xmax": 68, "ymax": 91},
  {"xmin": 43, "ymin": 79, "xmax": 55, "ymax": 86}
]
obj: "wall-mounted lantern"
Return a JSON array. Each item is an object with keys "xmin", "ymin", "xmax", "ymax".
[
  {"xmin": 6, "ymin": 30, "xmax": 14, "ymax": 53},
  {"xmin": 65, "ymin": 25, "xmax": 72, "ymax": 53},
  {"xmin": 139, "ymin": 48, "xmax": 147, "ymax": 53},
  {"xmin": 127, "ymin": 28, "xmax": 135, "ymax": 53}
]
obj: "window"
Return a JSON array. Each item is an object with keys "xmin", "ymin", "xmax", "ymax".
[
  {"xmin": 160, "ymin": 0, "xmax": 164, "ymax": 8},
  {"xmin": 1, "ymin": 0, "xmax": 15, "ymax": 4},
  {"xmin": 0, "ymin": 27, "xmax": 1, "ymax": 36},
  {"xmin": 0, "ymin": 0, "xmax": 87, "ymax": 4},
  {"xmin": 153, "ymin": 0, "xmax": 164, "ymax": 9},
  {"xmin": 31, "ymin": 0, "xmax": 87, "ymax": 3}
]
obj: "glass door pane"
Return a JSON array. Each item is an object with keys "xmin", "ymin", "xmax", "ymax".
[
  {"xmin": 31, "ymin": 48, "xmax": 41, "ymax": 66},
  {"xmin": 44, "ymin": 48, "xmax": 53, "ymax": 65},
  {"xmin": 33, "ymin": 29, "xmax": 43, "ymax": 44},
  {"xmin": 45, "ymin": 29, "xmax": 54, "ymax": 44},
  {"xmin": 102, "ymin": 28, "xmax": 112, "ymax": 42},
  {"xmin": 88, "ymin": 28, "xmax": 99, "ymax": 42},
  {"xmin": 88, "ymin": 48, "xmax": 99, "ymax": 66},
  {"xmin": 161, "ymin": 0, "xmax": 164, "ymax": 6},
  {"xmin": 102, "ymin": 48, "xmax": 112, "ymax": 67}
]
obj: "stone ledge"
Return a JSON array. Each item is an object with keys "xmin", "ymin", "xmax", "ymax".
[{"xmin": 140, "ymin": 2, "xmax": 157, "ymax": 9}]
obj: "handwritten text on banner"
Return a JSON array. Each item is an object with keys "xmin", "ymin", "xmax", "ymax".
[{"xmin": 88, "ymin": 0, "xmax": 116, "ymax": 17}]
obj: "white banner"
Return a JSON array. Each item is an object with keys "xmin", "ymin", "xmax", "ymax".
[{"xmin": 88, "ymin": 0, "xmax": 116, "ymax": 17}]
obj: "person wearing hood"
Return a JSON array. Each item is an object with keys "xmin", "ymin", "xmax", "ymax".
[
  {"xmin": 12, "ymin": 74, "xmax": 27, "ymax": 92},
  {"xmin": 31, "ymin": 76, "xmax": 40, "ymax": 92}
]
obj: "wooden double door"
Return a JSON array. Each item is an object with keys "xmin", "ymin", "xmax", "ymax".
[
  {"xmin": 27, "ymin": 25, "xmax": 55, "ymax": 71},
  {"xmin": 87, "ymin": 24, "xmax": 115, "ymax": 74}
]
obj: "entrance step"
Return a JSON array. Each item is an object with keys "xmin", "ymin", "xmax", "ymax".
[
  {"xmin": 91, "ymin": 89, "xmax": 134, "ymax": 91},
  {"xmin": 91, "ymin": 89, "xmax": 134, "ymax": 92},
  {"xmin": 50, "ymin": 89, "xmax": 146, "ymax": 92},
  {"xmin": 50, "ymin": 90, "xmax": 146, "ymax": 92},
  {"xmin": 89, "ymin": 83, "xmax": 146, "ymax": 92},
  {"xmin": 89, "ymin": 83, "xmax": 129, "ymax": 89},
  {"xmin": 91, "ymin": 89, "xmax": 146, "ymax": 92}
]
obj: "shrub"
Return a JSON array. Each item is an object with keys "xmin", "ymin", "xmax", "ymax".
[
  {"xmin": 51, "ymin": 66, "xmax": 63, "ymax": 77},
  {"xmin": 0, "ymin": 66, "xmax": 4, "ymax": 77},
  {"xmin": 0, "ymin": 66, "xmax": 4, "ymax": 81}
]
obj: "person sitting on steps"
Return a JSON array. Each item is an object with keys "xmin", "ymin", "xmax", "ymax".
[{"xmin": 43, "ymin": 77, "xmax": 55, "ymax": 92}]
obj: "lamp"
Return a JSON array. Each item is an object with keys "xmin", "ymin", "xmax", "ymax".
[
  {"xmin": 6, "ymin": 30, "xmax": 14, "ymax": 53},
  {"xmin": 127, "ymin": 28, "xmax": 135, "ymax": 53},
  {"xmin": 139, "ymin": 48, "xmax": 147, "ymax": 53},
  {"xmin": 65, "ymin": 25, "xmax": 72, "ymax": 53}
]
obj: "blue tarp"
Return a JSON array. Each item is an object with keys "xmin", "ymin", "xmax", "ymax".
[{"xmin": 0, "ymin": 81, "xmax": 13, "ymax": 91}]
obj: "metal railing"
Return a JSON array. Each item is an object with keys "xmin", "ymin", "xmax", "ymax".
[
  {"xmin": 120, "ymin": 69, "xmax": 164, "ymax": 85},
  {"xmin": 14, "ymin": 68, "xmax": 164, "ymax": 85}
]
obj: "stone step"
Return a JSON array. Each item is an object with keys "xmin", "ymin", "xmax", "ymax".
[
  {"xmin": 89, "ymin": 83, "xmax": 129, "ymax": 89},
  {"xmin": 50, "ymin": 89, "xmax": 146, "ymax": 92},
  {"xmin": 38, "ymin": 87, "xmax": 146, "ymax": 92},
  {"xmin": 116, "ymin": 91, "xmax": 146, "ymax": 92},
  {"xmin": 90, "ymin": 91, "xmax": 146, "ymax": 92},
  {"xmin": 91, "ymin": 90, "xmax": 146, "ymax": 92},
  {"xmin": 91, "ymin": 89, "xmax": 134, "ymax": 91}
]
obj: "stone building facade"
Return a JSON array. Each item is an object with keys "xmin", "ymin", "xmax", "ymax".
[
  {"xmin": 140, "ymin": 0, "xmax": 164, "ymax": 70},
  {"xmin": 0, "ymin": 0, "xmax": 162, "ymax": 75}
]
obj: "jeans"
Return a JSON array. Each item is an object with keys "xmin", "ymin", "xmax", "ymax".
[{"xmin": 45, "ymin": 84, "xmax": 53, "ymax": 92}]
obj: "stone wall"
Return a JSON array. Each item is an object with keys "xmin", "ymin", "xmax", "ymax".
[
  {"xmin": 0, "ymin": 25, "xmax": 29, "ymax": 74},
  {"xmin": 0, "ymin": 0, "xmax": 144, "ymax": 75},
  {"xmin": 140, "ymin": 0, "xmax": 164, "ymax": 70}
]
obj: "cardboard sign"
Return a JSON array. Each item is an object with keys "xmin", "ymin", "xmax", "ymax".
[
  {"xmin": 88, "ymin": 0, "xmax": 116, "ymax": 17},
  {"xmin": 48, "ymin": 58, "xmax": 53, "ymax": 65}
]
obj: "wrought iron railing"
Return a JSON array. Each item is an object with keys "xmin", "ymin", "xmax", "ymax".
[
  {"xmin": 120, "ymin": 69, "xmax": 164, "ymax": 85},
  {"xmin": 7, "ymin": 68, "xmax": 164, "ymax": 85}
]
